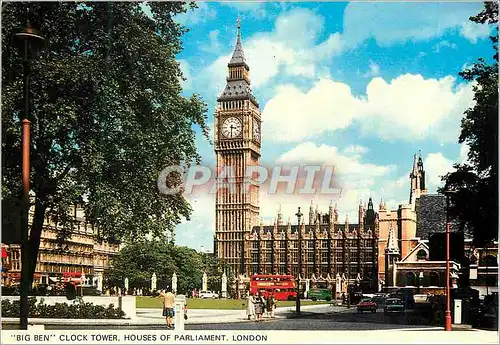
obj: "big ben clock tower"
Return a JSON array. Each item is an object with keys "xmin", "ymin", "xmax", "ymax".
[{"xmin": 214, "ymin": 19, "xmax": 261, "ymax": 275}]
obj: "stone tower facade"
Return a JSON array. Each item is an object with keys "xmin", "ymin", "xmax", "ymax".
[
  {"xmin": 384, "ymin": 224, "xmax": 400, "ymax": 287},
  {"xmin": 213, "ymin": 20, "xmax": 261, "ymax": 275},
  {"xmin": 377, "ymin": 152, "xmax": 427, "ymax": 284},
  {"xmin": 409, "ymin": 151, "xmax": 427, "ymax": 206}
]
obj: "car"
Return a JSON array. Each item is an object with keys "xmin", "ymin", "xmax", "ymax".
[
  {"xmin": 371, "ymin": 293, "xmax": 388, "ymax": 308},
  {"xmin": 199, "ymin": 291, "xmax": 218, "ymax": 299},
  {"xmin": 307, "ymin": 288, "xmax": 332, "ymax": 302},
  {"xmin": 357, "ymin": 298, "xmax": 377, "ymax": 313},
  {"xmin": 384, "ymin": 298, "xmax": 405, "ymax": 315}
]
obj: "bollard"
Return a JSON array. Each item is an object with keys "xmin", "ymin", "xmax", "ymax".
[
  {"xmin": 174, "ymin": 295, "xmax": 186, "ymax": 331},
  {"xmin": 454, "ymin": 299, "xmax": 462, "ymax": 324}
]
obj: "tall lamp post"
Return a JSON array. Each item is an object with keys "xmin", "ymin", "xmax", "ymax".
[
  {"xmin": 15, "ymin": 25, "xmax": 45, "ymax": 331},
  {"xmin": 295, "ymin": 207, "xmax": 303, "ymax": 314},
  {"xmin": 444, "ymin": 189, "xmax": 457, "ymax": 331}
]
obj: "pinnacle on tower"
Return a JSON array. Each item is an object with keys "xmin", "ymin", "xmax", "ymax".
[
  {"xmin": 386, "ymin": 224, "xmax": 399, "ymax": 254},
  {"xmin": 229, "ymin": 16, "xmax": 245, "ymax": 67}
]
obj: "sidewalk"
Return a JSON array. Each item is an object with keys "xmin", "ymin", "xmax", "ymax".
[{"xmin": 1, "ymin": 304, "xmax": 340, "ymax": 327}]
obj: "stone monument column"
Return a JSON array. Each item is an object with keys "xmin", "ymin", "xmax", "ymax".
[
  {"xmin": 97, "ymin": 272, "xmax": 103, "ymax": 293},
  {"xmin": 151, "ymin": 273, "xmax": 157, "ymax": 292},
  {"xmin": 202, "ymin": 272, "xmax": 208, "ymax": 291},
  {"xmin": 335, "ymin": 273, "xmax": 341, "ymax": 299},
  {"xmin": 172, "ymin": 272, "xmax": 178, "ymax": 294},
  {"xmin": 221, "ymin": 272, "xmax": 227, "ymax": 298},
  {"xmin": 124, "ymin": 277, "xmax": 129, "ymax": 295}
]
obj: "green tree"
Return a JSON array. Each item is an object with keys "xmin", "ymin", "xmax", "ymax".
[
  {"xmin": 439, "ymin": 2, "xmax": 498, "ymax": 247},
  {"xmin": 108, "ymin": 240, "xmax": 205, "ymax": 294},
  {"xmin": 2, "ymin": 2, "xmax": 208, "ymax": 285}
]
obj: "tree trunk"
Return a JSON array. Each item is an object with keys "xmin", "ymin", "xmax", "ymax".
[{"xmin": 27, "ymin": 197, "xmax": 47, "ymax": 287}]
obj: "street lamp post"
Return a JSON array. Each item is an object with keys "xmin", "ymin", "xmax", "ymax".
[
  {"xmin": 444, "ymin": 189, "xmax": 457, "ymax": 331},
  {"xmin": 14, "ymin": 25, "xmax": 45, "ymax": 331},
  {"xmin": 295, "ymin": 207, "xmax": 303, "ymax": 314}
]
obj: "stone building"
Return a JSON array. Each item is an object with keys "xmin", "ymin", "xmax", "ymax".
[
  {"xmin": 2, "ymin": 203, "xmax": 120, "ymax": 291},
  {"xmin": 244, "ymin": 200, "xmax": 379, "ymax": 293}
]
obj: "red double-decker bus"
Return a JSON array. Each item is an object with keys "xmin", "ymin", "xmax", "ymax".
[{"xmin": 249, "ymin": 274, "xmax": 296, "ymax": 301}]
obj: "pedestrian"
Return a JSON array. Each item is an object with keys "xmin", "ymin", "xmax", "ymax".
[
  {"xmin": 161, "ymin": 288, "xmax": 175, "ymax": 329},
  {"xmin": 246, "ymin": 292, "xmax": 256, "ymax": 320},
  {"xmin": 267, "ymin": 292, "xmax": 276, "ymax": 318},
  {"xmin": 254, "ymin": 291, "xmax": 264, "ymax": 322}
]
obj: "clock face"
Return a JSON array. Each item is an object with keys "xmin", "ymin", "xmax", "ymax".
[
  {"xmin": 253, "ymin": 120, "xmax": 260, "ymax": 140},
  {"xmin": 221, "ymin": 117, "xmax": 242, "ymax": 139}
]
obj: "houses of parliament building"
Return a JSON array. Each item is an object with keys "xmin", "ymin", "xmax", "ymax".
[{"xmin": 213, "ymin": 22, "xmax": 428, "ymax": 292}]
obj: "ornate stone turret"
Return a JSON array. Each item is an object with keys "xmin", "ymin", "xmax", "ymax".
[
  {"xmin": 385, "ymin": 224, "xmax": 399, "ymax": 255},
  {"xmin": 328, "ymin": 200, "xmax": 334, "ymax": 224},
  {"xmin": 384, "ymin": 224, "xmax": 400, "ymax": 288},
  {"xmin": 277, "ymin": 205, "xmax": 283, "ymax": 225},
  {"xmin": 309, "ymin": 201, "xmax": 314, "ymax": 225},
  {"xmin": 409, "ymin": 150, "xmax": 427, "ymax": 206},
  {"xmin": 358, "ymin": 199, "xmax": 364, "ymax": 227}
]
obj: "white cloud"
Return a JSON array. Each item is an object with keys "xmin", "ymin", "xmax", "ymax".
[
  {"xmin": 176, "ymin": 193, "xmax": 215, "ymax": 248},
  {"xmin": 176, "ymin": 2, "xmax": 217, "ymax": 26},
  {"xmin": 194, "ymin": 8, "xmax": 343, "ymax": 96},
  {"xmin": 423, "ymin": 152, "xmax": 455, "ymax": 191},
  {"xmin": 359, "ymin": 74, "xmax": 474, "ymax": 142},
  {"xmin": 362, "ymin": 60, "xmax": 381, "ymax": 78},
  {"xmin": 460, "ymin": 21, "xmax": 492, "ymax": 43},
  {"xmin": 178, "ymin": 60, "xmax": 192, "ymax": 90},
  {"xmin": 258, "ymin": 142, "xmax": 396, "ymax": 223},
  {"xmin": 459, "ymin": 143, "xmax": 470, "ymax": 164},
  {"xmin": 262, "ymin": 74, "xmax": 474, "ymax": 143},
  {"xmin": 199, "ymin": 30, "xmax": 223, "ymax": 54},
  {"xmin": 221, "ymin": 2, "xmax": 268, "ymax": 19},
  {"xmin": 342, "ymin": 2, "xmax": 486, "ymax": 47},
  {"xmin": 277, "ymin": 142, "xmax": 393, "ymax": 177},
  {"xmin": 343, "ymin": 145, "xmax": 368, "ymax": 155},
  {"xmin": 433, "ymin": 40, "xmax": 457, "ymax": 53}
]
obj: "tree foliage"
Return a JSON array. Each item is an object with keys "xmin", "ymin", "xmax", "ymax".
[
  {"xmin": 439, "ymin": 2, "xmax": 498, "ymax": 247},
  {"xmin": 2, "ymin": 3, "xmax": 208, "ymax": 284},
  {"xmin": 108, "ymin": 241, "xmax": 227, "ymax": 295}
]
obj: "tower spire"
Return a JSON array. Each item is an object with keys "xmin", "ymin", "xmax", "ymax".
[
  {"xmin": 386, "ymin": 224, "xmax": 399, "ymax": 254},
  {"xmin": 229, "ymin": 16, "xmax": 245, "ymax": 67}
]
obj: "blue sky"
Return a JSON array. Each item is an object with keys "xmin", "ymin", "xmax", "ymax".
[{"xmin": 162, "ymin": 1, "xmax": 495, "ymax": 250}]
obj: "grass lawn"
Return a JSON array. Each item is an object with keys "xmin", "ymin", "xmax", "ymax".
[{"xmin": 136, "ymin": 296, "xmax": 330, "ymax": 310}]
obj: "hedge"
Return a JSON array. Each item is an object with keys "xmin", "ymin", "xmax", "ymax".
[{"xmin": 1, "ymin": 297, "xmax": 126, "ymax": 319}]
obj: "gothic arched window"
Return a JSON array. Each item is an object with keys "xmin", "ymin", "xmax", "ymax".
[
  {"xmin": 416, "ymin": 249, "xmax": 427, "ymax": 261},
  {"xmin": 429, "ymin": 271, "xmax": 440, "ymax": 287},
  {"xmin": 405, "ymin": 272, "xmax": 416, "ymax": 286}
]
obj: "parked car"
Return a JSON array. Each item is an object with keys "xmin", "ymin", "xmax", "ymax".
[
  {"xmin": 199, "ymin": 291, "xmax": 219, "ymax": 299},
  {"xmin": 371, "ymin": 293, "xmax": 388, "ymax": 308},
  {"xmin": 357, "ymin": 298, "xmax": 377, "ymax": 313},
  {"xmin": 384, "ymin": 298, "xmax": 405, "ymax": 315},
  {"xmin": 307, "ymin": 288, "xmax": 332, "ymax": 301}
]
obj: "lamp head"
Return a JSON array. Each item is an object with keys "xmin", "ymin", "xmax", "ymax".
[{"xmin": 15, "ymin": 26, "xmax": 45, "ymax": 60}]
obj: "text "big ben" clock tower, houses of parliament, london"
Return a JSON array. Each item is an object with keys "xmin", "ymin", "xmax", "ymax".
[{"xmin": 213, "ymin": 20, "xmax": 261, "ymax": 275}]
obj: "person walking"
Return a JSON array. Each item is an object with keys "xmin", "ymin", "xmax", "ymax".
[
  {"xmin": 246, "ymin": 292, "xmax": 256, "ymax": 320},
  {"xmin": 254, "ymin": 291, "xmax": 264, "ymax": 322},
  {"xmin": 266, "ymin": 292, "xmax": 276, "ymax": 318},
  {"xmin": 161, "ymin": 288, "xmax": 175, "ymax": 329},
  {"xmin": 246, "ymin": 292, "xmax": 255, "ymax": 320}
]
